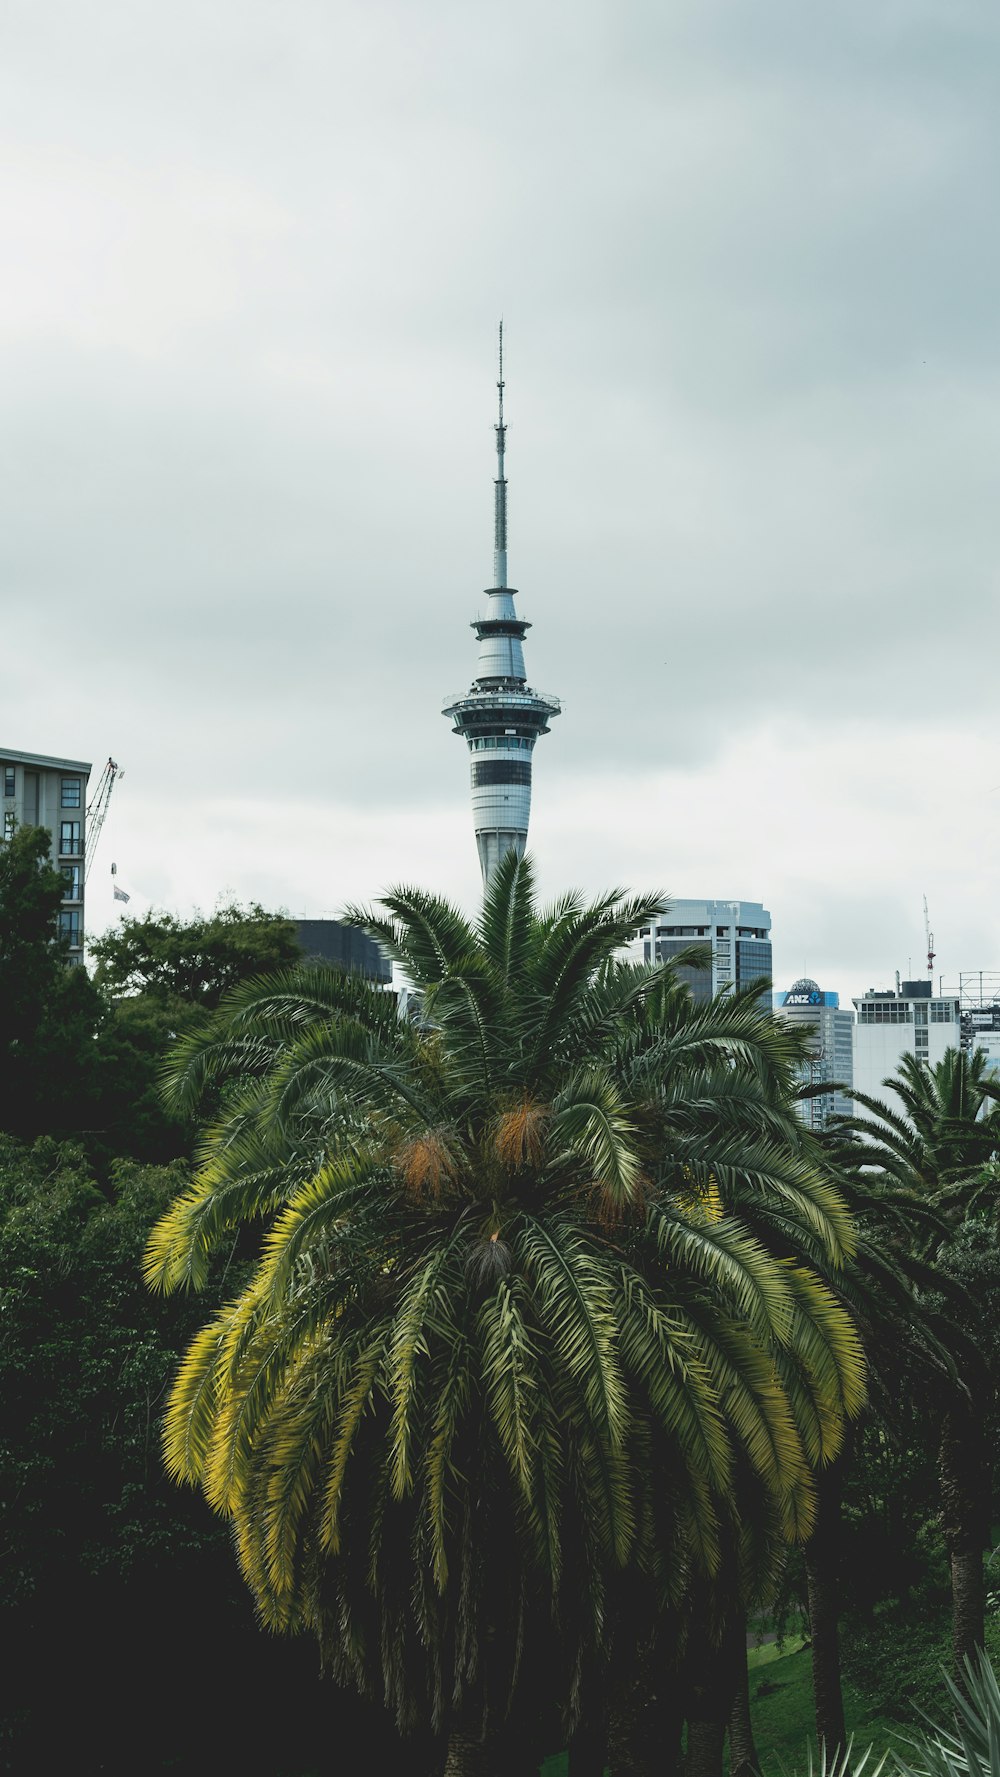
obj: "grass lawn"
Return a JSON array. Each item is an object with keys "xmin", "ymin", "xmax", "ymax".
[
  {"xmin": 539, "ymin": 1634, "xmax": 906, "ymax": 1777},
  {"xmin": 748, "ymin": 1643, "xmax": 902, "ymax": 1774}
]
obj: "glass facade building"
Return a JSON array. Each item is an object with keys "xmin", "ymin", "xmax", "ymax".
[{"xmin": 629, "ymin": 898, "xmax": 773, "ymax": 1010}]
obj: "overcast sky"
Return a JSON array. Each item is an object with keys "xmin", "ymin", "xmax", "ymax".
[{"xmin": 3, "ymin": 0, "xmax": 998, "ymax": 1001}]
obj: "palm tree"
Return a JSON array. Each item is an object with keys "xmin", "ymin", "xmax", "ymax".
[
  {"xmin": 847, "ymin": 1049, "xmax": 1000, "ymax": 1233},
  {"xmin": 146, "ymin": 856, "xmax": 864, "ymax": 1772},
  {"xmin": 839, "ymin": 1048, "xmax": 1000, "ymax": 1682}
]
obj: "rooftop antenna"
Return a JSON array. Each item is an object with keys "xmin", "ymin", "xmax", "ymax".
[
  {"xmin": 924, "ymin": 895, "xmax": 936, "ymax": 976},
  {"xmin": 494, "ymin": 320, "xmax": 507, "ymax": 588}
]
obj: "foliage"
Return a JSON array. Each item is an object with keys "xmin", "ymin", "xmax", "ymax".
[
  {"xmin": 0, "ymin": 1135, "xmax": 225, "ymax": 1604},
  {"xmin": 894, "ymin": 1651, "xmax": 1000, "ymax": 1777},
  {"xmin": 0, "ymin": 1132, "xmax": 420, "ymax": 1775},
  {"xmin": 0, "ymin": 825, "xmax": 107, "ymax": 1139},
  {"xmin": 90, "ymin": 902, "xmax": 303, "ymax": 1015},
  {"xmin": 842, "ymin": 1608, "xmax": 958, "ymax": 1725},
  {"xmin": 147, "ymin": 853, "xmax": 865, "ymax": 1736}
]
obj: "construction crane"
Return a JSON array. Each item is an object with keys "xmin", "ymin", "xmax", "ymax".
[
  {"xmin": 923, "ymin": 895, "xmax": 936, "ymax": 977},
  {"xmin": 85, "ymin": 758, "xmax": 122, "ymax": 884}
]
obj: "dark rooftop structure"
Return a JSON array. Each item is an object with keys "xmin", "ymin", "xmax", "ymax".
[{"xmin": 293, "ymin": 919, "xmax": 391, "ymax": 985}]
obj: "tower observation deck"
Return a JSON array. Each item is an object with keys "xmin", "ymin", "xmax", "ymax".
[{"xmin": 442, "ymin": 326, "xmax": 561, "ymax": 886}]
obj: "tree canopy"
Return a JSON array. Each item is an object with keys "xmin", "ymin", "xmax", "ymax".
[
  {"xmin": 0, "ymin": 825, "xmax": 108, "ymax": 1139},
  {"xmin": 89, "ymin": 903, "xmax": 303, "ymax": 1013}
]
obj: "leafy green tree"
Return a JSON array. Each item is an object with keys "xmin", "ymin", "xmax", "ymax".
[
  {"xmin": 84, "ymin": 904, "xmax": 306, "ymax": 1164},
  {"xmin": 90, "ymin": 903, "xmax": 303, "ymax": 1018},
  {"xmin": 0, "ymin": 825, "xmax": 108, "ymax": 1140},
  {"xmin": 0, "ymin": 1134, "xmax": 425, "ymax": 1774},
  {"xmin": 146, "ymin": 856, "xmax": 864, "ymax": 1775}
]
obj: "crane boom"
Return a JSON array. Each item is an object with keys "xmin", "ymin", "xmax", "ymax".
[{"xmin": 85, "ymin": 758, "xmax": 121, "ymax": 884}]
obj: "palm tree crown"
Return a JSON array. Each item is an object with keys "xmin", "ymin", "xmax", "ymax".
[
  {"xmin": 146, "ymin": 854, "xmax": 864, "ymax": 1731},
  {"xmin": 844, "ymin": 1048, "xmax": 1000, "ymax": 1230}
]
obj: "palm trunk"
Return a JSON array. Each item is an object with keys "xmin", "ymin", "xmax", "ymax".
[
  {"xmin": 803, "ymin": 1450, "xmax": 848, "ymax": 1764},
  {"xmin": 938, "ymin": 1404, "xmax": 988, "ymax": 1686},
  {"xmin": 442, "ymin": 1695, "xmax": 489, "ymax": 1777},
  {"xmin": 568, "ymin": 1719, "xmax": 607, "ymax": 1777},
  {"xmin": 727, "ymin": 1610, "xmax": 759, "ymax": 1777},
  {"xmin": 683, "ymin": 1612, "xmax": 738, "ymax": 1777},
  {"xmin": 606, "ymin": 1636, "xmax": 657, "ymax": 1777}
]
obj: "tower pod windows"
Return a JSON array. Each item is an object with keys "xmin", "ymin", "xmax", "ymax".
[{"xmin": 471, "ymin": 759, "xmax": 532, "ymax": 788}]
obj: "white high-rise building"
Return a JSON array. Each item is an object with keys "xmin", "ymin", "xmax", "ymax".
[
  {"xmin": 0, "ymin": 746, "xmax": 92, "ymax": 962},
  {"xmin": 442, "ymin": 327, "xmax": 560, "ymax": 887},
  {"xmin": 628, "ymin": 898, "xmax": 773, "ymax": 1009},
  {"xmin": 774, "ymin": 980, "xmax": 854, "ymax": 1128},
  {"xmin": 851, "ymin": 979, "xmax": 961, "ymax": 1102}
]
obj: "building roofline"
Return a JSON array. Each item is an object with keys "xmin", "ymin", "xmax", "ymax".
[{"xmin": 0, "ymin": 747, "xmax": 92, "ymax": 776}]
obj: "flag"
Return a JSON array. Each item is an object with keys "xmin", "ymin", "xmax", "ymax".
[{"xmin": 113, "ymin": 884, "xmax": 130, "ymax": 903}]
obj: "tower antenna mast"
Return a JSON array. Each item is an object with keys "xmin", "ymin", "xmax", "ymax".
[
  {"xmin": 924, "ymin": 895, "xmax": 936, "ymax": 976},
  {"xmin": 494, "ymin": 320, "xmax": 507, "ymax": 588}
]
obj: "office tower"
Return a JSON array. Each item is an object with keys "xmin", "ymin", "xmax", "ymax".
[
  {"xmin": 774, "ymin": 979, "xmax": 854, "ymax": 1127},
  {"xmin": 0, "ymin": 746, "xmax": 91, "ymax": 962},
  {"xmin": 629, "ymin": 898, "xmax": 773, "ymax": 1009}
]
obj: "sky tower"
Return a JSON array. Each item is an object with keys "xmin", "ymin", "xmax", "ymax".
[{"xmin": 442, "ymin": 327, "xmax": 561, "ymax": 886}]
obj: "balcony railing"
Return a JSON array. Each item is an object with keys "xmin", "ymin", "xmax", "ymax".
[{"xmin": 443, "ymin": 685, "xmax": 562, "ymax": 714}]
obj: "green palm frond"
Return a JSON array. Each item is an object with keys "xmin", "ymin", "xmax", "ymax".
[
  {"xmin": 550, "ymin": 1067, "xmax": 643, "ymax": 1206},
  {"xmin": 517, "ymin": 1216, "xmax": 629, "ymax": 1453},
  {"xmin": 349, "ymin": 886, "xmax": 479, "ymax": 986},
  {"xmin": 476, "ymin": 848, "xmax": 537, "ymax": 987}
]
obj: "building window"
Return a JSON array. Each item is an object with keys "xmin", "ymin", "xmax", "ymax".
[
  {"xmin": 859, "ymin": 1003, "xmax": 911, "ymax": 1024},
  {"xmin": 62, "ymin": 865, "xmax": 82, "ymax": 901},
  {"xmin": 58, "ymin": 909, "xmax": 82, "ymax": 947},
  {"xmin": 3, "ymin": 812, "xmax": 14, "ymax": 841},
  {"xmin": 59, "ymin": 821, "xmax": 82, "ymax": 856},
  {"xmin": 61, "ymin": 778, "xmax": 81, "ymax": 808},
  {"xmin": 3, "ymin": 767, "xmax": 13, "ymax": 798}
]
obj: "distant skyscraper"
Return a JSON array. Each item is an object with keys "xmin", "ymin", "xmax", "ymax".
[
  {"xmin": 774, "ymin": 979, "xmax": 854, "ymax": 1128},
  {"xmin": 627, "ymin": 898, "xmax": 773, "ymax": 1009},
  {"xmin": 442, "ymin": 327, "xmax": 560, "ymax": 886}
]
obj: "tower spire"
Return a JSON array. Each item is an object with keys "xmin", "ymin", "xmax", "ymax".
[
  {"xmin": 494, "ymin": 321, "xmax": 507, "ymax": 587},
  {"xmin": 442, "ymin": 330, "xmax": 561, "ymax": 887}
]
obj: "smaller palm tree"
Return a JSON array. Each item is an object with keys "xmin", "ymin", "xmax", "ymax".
[
  {"xmin": 836, "ymin": 1047, "xmax": 1000, "ymax": 1682},
  {"xmin": 846, "ymin": 1049, "xmax": 1000, "ymax": 1232}
]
